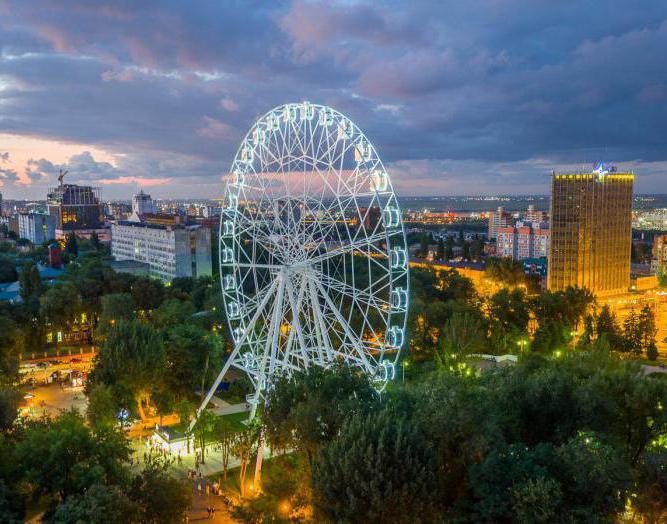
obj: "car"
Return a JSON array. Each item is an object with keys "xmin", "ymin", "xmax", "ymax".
[
  {"xmin": 48, "ymin": 359, "xmax": 61, "ymax": 365},
  {"xmin": 70, "ymin": 358, "xmax": 82, "ymax": 363},
  {"xmin": 662, "ymin": 337, "xmax": 667, "ymax": 344},
  {"xmin": 35, "ymin": 362, "xmax": 49, "ymax": 368}
]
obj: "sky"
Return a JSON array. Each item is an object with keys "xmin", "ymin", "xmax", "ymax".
[{"xmin": 0, "ymin": 0, "xmax": 666, "ymax": 200}]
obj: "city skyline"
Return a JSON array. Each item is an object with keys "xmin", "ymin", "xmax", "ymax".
[{"xmin": 0, "ymin": 1, "xmax": 666, "ymax": 199}]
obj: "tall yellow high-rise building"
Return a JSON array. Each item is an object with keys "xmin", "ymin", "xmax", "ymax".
[{"xmin": 547, "ymin": 166, "xmax": 634, "ymax": 296}]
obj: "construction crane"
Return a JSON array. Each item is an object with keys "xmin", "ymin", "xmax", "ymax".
[{"xmin": 57, "ymin": 169, "xmax": 68, "ymax": 186}]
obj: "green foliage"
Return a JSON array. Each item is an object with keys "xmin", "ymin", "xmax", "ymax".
[
  {"xmin": 64, "ymin": 233, "xmax": 78, "ymax": 257},
  {"xmin": 0, "ymin": 385, "xmax": 20, "ymax": 433},
  {"xmin": 152, "ymin": 298, "xmax": 195, "ymax": 327},
  {"xmin": 130, "ymin": 277, "xmax": 165, "ymax": 311},
  {"xmin": 163, "ymin": 323, "xmax": 219, "ymax": 398},
  {"xmin": 634, "ymin": 448, "xmax": 667, "ymax": 523},
  {"xmin": 99, "ymin": 292, "xmax": 136, "ymax": 330},
  {"xmin": 86, "ymin": 384, "xmax": 120, "ymax": 430},
  {"xmin": 89, "ymin": 320, "xmax": 165, "ymax": 410},
  {"xmin": 14, "ymin": 411, "xmax": 131, "ymax": 499},
  {"xmin": 486, "ymin": 257, "xmax": 526, "ymax": 287},
  {"xmin": 313, "ymin": 408, "xmax": 439, "ymax": 523},
  {"xmin": 18, "ymin": 262, "xmax": 41, "ymax": 300},
  {"xmin": 51, "ymin": 483, "xmax": 139, "ymax": 524},
  {"xmin": 129, "ymin": 454, "xmax": 191, "ymax": 524},
  {"xmin": 0, "ymin": 315, "xmax": 20, "ymax": 377},
  {"xmin": 469, "ymin": 435, "xmax": 631, "ymax": 522},
  {"xmin": 174, "ymin": 398, "xmax": 195, "ymax": 428},
  {"xmin": 0, "ymin": 256, "xmax": 18, "ymax": 284},
  {"xmin": 437, "ymin": 310, "xmax": 487, "ymax": 362},
  {"xmin": 264, "ymin": 362, "xmax": 376, "ymax": 462},
  {"xmin": 39, "ymin": 283, "xmax": 82, "ymax": 334},
  {"xmin": 0, "ymin": 480, "xmax": 23, "ymax": 524}
]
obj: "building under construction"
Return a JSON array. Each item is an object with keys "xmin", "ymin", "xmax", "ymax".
[{"xmin": 47, "ymin": 184, "xmax": 105, "ymax": 239}]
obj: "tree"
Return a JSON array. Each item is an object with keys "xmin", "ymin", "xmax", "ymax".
[
  {"xmin": 436, "ymin": 237, "xmax": 445, "ymax": 260},
  {"xmin": 18, "ymin": 263, "xmax": 41, "ymax": 300},
  {"xmin": 86, "ymin": 384, "xmax": 119, "ymax": 430},
  {"xmin": 0, "ymin": 385, "xmax": 19, "ymax": 433},
  {"xmin": 437, "ymin": 311, "xmax": 487, "ymax": 363},
  {"xmin": 419, "ymin": 232, "xmax": 429, "ymax": 258},
  {"xmin": 163, "ymin": 324, "xmax": 219, "ymax": 398},
  {"xmin": 489, "ymin": 288, "xmax": 530, "ymax": 331},
  {"xmin": 39, "ymin": 283, "xmax": 81, "ymax": 345},
  {"xmin": 99, "ymin": 293, "xmax": 135, "ymax": 330},
  {"xmin": 622, "ymin": 309, "xmax": 642, "ymax": 355},
  {"xmin": 130, "ymin": 454, "xmax": 191, "ymax": 524},
  {"xmin": 64, "ymin": 233, "xmax": 78, "ymax": 257},
  {"xmin": 152, "ymin": 298, "xmax": 195, "ymax": 328},
  {"xmin": 468, "ymin": 435, "xmax": 630, "ymax": 522},
  {"xmin": 130, "ymin": 277, "xmax": 165, "ymax": 311},
  {"xmin": 174, "ymin": 399, "xmax": 195, "ymax": 429},
  {"xmin": 14, "ymin": 411, "xmax": 131, "ymax": 500},
  {"xmin": 462, "ymin": 240, "xmax": 471, "ymax": 260},
  {"xmin": 312, "ymin": 409, "xmax": 439, "ymax": 523},
  {"xmin": 214, "ymin": 416, "xmax": 235, "ymax": 480},
  {"xmin": 0, "ymin": 316, "xmax": 20, "ymax": 378},
  {"xmin": 89, "ymin": 230, "xmax": 101, "ymax": 251},
  {"xmin": 192, "ymin": 408, "xmax": 216, "ymax": 463},
  {"xmin": 635, "ymin": 448, "xmax": 667, "ymax": 524},
  {"xmin": 51, "ymin": 483, "xmax": 139, "ymax": 524},
  {"xmin": 658, "ymin": 267, "xmax": 667, "ymax": 289},
  {"xmin": 486, "ymin": 257, "xmax": 525, "ymax": 288},
  {"xmin": 151, "ymin": 387, "xmax": 174, "ymax": 427},
  {"xmin": 232, "ymin": 423, "xmax": 259, "ymax": 497},
  {"xmin": 89, "ymin": 320, "xmax": 165, "ymax": 419},
  {"xmin": 0, "ymin": 480, "xmax": 23, "ymax": 524},
  {"xmin": 0, "ymin": 257, "xmax": 18, "ymax": 284},
  {"xmin": 264, "ymin": 363, "xmax": 377, "ymax": 466},
  {"xmin": 445, "ymin": 235, "xmax": 454, "ymax": 260},
  {"xmin": 638, "ymin": 304, "xmax": 658, "ymax": 358}
]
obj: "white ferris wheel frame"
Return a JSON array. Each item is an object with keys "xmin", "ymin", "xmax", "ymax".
[{"xmin": 191, "ymin": 102, "xmax": 409, "ymax": 430}]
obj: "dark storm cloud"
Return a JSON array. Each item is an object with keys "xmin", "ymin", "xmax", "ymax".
[
  {"xmin": 0, "ymin": 167, "xmax": 19, "ymax": 186},
  {"xmin": 0, "ymin": 0, "xmax": 666, "ymax": 196}
]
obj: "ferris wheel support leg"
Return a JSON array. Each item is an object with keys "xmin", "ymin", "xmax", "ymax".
[
  {"xmin": 253, "ymin": 272, "xmax": 286, "ymax": 489},
  {"xmin": 188, "ymin": 278, "xmax": 279, "ymax": 434}
]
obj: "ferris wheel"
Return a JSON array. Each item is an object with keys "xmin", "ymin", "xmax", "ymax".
[{"xmin": 193, "ymin": 102, "xmax": 409, "ymax": 425}]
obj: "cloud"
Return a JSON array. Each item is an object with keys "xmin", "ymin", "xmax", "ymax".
[
  {"xmin": 0, "ymin": 152, "xmax": 8, "ymax": 162},
  {"xmin": 0, "ymin": 167, "xmax": 19, "ymax": 187},
  {"xmin": 0, "ymin": 0, "xmax": 665, "ymax": 196}
]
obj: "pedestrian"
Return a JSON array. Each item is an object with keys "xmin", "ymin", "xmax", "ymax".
[
  {"xmin": 198, "ymin": 483, "xmax": 202, "ymax": 495},
  {"xmin": 206, "ymin": 507, "xmax": 211, "ymax": 519},
  {"xmin": 206, "ymin": 483, "xmax": 210, "ymax": 495},
  {"xmin": 210, "ymin": 508, "xmax": 216, "ymax": 519}
]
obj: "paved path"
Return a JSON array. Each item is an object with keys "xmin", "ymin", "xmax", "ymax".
[{"xmin": 642, "ymin": 364, "xmax": 667, "ymax": 375}]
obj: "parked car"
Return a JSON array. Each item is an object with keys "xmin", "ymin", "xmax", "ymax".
[
  {"xmin": 35, "ymin": 362, "xmax": 49, "ymax": 369},
  {"xmin": 70, "ymin": 358, "xmax": 82, "ymax": 363}
]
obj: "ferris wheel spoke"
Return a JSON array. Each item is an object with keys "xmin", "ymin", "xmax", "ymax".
[
  {"xmin": 310, "ymin": 276, "xmax": 374, "ymax": 372},
  {"xmin": 304, "ymin": 231, "xmax": 390, "ymax": 266}
]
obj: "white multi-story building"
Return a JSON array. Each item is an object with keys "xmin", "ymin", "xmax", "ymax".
[
  {"xmin": 487, "ymin": 206, "xmax": 513, "ymax": 240},
  {"xmin": 18, "ymin": 212, "xmax": 56, "ymax": 244},
  {"xmin": 111, "ymin": 221, "xmax": 212, "ymax": 282},
  {"xmin": 132, "ymin": 190, "xmax": 154, "ymax": 216},
  {"xmin": 497, "ymin": 221, "xmax": 550, "ymax": 260}
]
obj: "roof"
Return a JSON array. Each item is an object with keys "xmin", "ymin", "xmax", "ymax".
[
  {"xmin": 37, "ymin": 264, "xmax": 64, "ymax": 280},
  {"xmin": 0, "ymin": 281, "xmax": 22, "ymax": 303}
]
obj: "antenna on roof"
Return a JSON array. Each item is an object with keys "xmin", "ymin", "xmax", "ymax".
[{"xmin": 57, "ymin": 169, "xmax": 68, "ymax": 186}]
